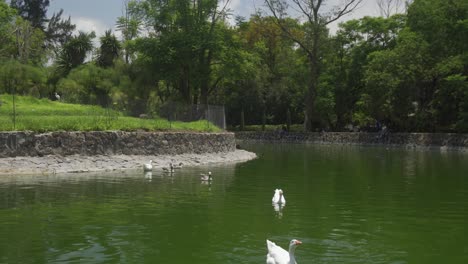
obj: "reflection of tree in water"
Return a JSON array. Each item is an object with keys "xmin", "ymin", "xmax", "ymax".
[{"xmin": 402, "ymin": 151, "xmax": 419, "ymax": 187}]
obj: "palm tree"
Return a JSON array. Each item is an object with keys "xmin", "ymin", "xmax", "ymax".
[
  {"xmin": 55, "ymin": 31, "xmax": 95, "ymax": 77},
  {"xmin": 96, "ymin": 30, "xmax": 121, "ymax": 68}
]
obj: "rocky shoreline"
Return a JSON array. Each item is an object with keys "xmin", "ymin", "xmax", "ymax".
[
  {"xmin": 235, "ymin": 131, "xmax": 468, "ymax": 151},
  {"xmin": 0, "ymin": 150, "xmax": 257, "ymax": 176},
  {"xmin": 0, "ymin": 131, "xmax": 259, "ymax": 176}
]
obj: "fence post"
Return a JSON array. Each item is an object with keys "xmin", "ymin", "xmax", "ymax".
[
  {"xmin": 222, "ymin": 105, "xmax": 226, "ymax": 130},
  {"xmin": 240, "ymin": 108, "xmax": 245, "ymax": 131},
  {"xmin": 12, "ymin": 89, "xmax": 16, "ymax": 130},
  {"xmin": 206, "ymin": 104, "xmax": 210, "ymax": 130},
  {"xmin": 169, "ymin": 106, "xmax": 172, "ymax": 129},
  {"xmin": 262, "ymin": 108, "xmax": 266, "ymax": 131}
]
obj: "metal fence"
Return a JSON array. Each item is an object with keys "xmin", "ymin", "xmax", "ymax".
[
  {"xmin": 0, "ymin": 94, "xmax": 226, "ymax": 131},
  {"xmin": 158, "ymin": 102, "xmax": 226, "ymax": 130}
]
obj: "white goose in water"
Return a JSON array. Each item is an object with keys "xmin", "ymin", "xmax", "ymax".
[
  {"xmin": 272, "ymin": 189, "xmax": 286, "ymax": 204},
  {"xmin": 200, "ymin": 171, "xmax": 212, "ymax": 181},
  {"xmin": 143, "ymin": 160, "xmax": 153, "ymax": 171},
  {"xmin": 266, "ymin": 239, "xmax": 302, "ymax": 264}
]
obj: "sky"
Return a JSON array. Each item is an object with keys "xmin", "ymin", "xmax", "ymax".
[{"xmin": 47, "ymin": 0, "xmax": 384, "ymax": 39}]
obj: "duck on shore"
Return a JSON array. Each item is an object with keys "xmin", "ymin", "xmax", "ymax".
[{"xmin": 143, "ymin": 160, "xmax": 153, "ymax": 172}]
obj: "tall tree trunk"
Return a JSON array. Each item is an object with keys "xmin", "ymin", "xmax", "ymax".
[
  {"xmin": 199, "ymin": 15, "xmax": 216, "ymax": 106},
  {"xmin": 200, "ymin": 78, "xmax": 209, "ymax": 105},
  {"xmin": 262, "ymin": 108, "xmax": 266, "ymax": 131},
  {"xmin": 200, "ymin": 52, "xmax": 211, "ymax": 105},
  {"xmin": 179, "ymin": 65, "xmax": 191, "ymax": 104},
  {"xmin": 264, "ymin": 0, "xmax": 363, "ymax": 131},
  {"xmin": 240, "ymin": 107, "xmax": 245, "ymax": 131},
  {"xmin": 304, "ymin": 28, "xmax": 320, "ymax": 131},
  {"xmin": 304, "ymin": 65, "xmax": 318, "ymax": 131}
]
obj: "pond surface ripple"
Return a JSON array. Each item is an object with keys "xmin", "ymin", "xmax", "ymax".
[{"xmin": 1, "ymin": 144, "xmax": 468, "ymax": 263}]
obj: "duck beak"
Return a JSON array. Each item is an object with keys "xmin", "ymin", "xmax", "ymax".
[{"xmin": 295, "ymin": 240, "xmax": 302, "ymax": 245}]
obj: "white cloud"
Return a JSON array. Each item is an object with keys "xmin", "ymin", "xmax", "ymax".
[
  {"xmin": 72, "ymin": 16, "xmax": 109, "ymax": 36},
  {"xmin": 68, "ymin": 16, "xmax": 122, "ymax": 61},
  {"xmin": 70, "ymin": 16, "xmax": 122, "ymax": 48}
]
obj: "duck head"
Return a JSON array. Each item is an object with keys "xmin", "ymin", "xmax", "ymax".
[{"xmin": 289, "ymin": 239, "xmax": 302, "ymax": 250}]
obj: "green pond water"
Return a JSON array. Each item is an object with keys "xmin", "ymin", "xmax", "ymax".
[{"xmin": 1, "ymin": 144, "xmax": 468, "ymax": 263}]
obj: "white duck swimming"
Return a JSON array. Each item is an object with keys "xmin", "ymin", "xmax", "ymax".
[
  {"xmin": 200, "ymin": 171, "xmax": 212, "ymax": 181},
  {"xmin": 143, "ymin": 160, "xmax": 153, "ymax": 171},
  {"xmin": 266, "ymin": 239, "xmax": 302, "ymax": 264},
  {"xmin": 272, "ymin": 189, "xmax": 286, "ymax": 204}
]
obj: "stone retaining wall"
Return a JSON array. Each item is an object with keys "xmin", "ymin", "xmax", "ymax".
[
  {"xmin": 0, "ymin": 131, "xmax": 236, "ymax": 158},
  {"xmin": 235, "ymin": 131, "xmax": 468, "ymax": 149}
]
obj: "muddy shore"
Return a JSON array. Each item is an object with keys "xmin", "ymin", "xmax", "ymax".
[{"xmin": 0, "ymin": 150, "xmax": 257, "ymax": 176}]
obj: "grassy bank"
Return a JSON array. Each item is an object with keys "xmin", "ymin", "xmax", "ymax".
[{"xmin": 0, "ymin": 94, "xmax": 220, "ymax": 132}]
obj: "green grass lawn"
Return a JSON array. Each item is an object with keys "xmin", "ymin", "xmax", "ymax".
[{"xmin": 0, "ymin": 94, "xmax": 220, "ymax": 132}]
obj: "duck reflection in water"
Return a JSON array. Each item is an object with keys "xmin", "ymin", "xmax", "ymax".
[
  {"xmin": 273, "ymin": 203, "xmax": 285, "ymax": 219},
  {"xmin": 201, "ymin": 178, "xmax": 212, "ymax": 192},
  {"xmin": 144, "ymin": 171, "xmax": 152, "ymax": 181},
  {"xmin": 200, "ymin": 172, "xmax": 212, "ymax": 191}
]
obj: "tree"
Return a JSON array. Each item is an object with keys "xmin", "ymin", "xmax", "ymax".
[
  {"xmin": 134, "ymin": 0, "xmax": 233, "ymax": 105},
  {"xmin": 235, "ymin": 15, "xmax": 305, "ymax": 126},
  {"xmin": 0, "ymin": 1, "xmax": 18, "ymax": 60},
  {"xmin": 363, "ymin": 29, "xmax": 431, "ymax": 131},
  {"xmin": 58, "ymin": 64, "xmax": 120, "ymax": 106},
  {"xmin": 45, "ymin": 9, "xmax": 76, "ymax": 52},
  {"xmin": 194, "ymin": 0, "xmax": 232, "ymax": 106},
  {"xmin": 10, "ymin": 1, "xmax": 76, "ymax": 60},
  {"xmin": 55, "ymin": 31, "xmax": 96, "ymax": 77},
  {"xmin": 353, "ymin": 0, "xmax": 467, "ymax": 132},
  {"xmin": 12, "ymin": 17, "xmax": 46, "ymax": 64},
  {"xmin": 116, "ymin": 0, "xmax": 142, "ymax": 64},
  {"xmin": 0, "ymin": 59, "xmax": 46, "ymax": 96},
  {"xmin": 96, "ymin": 30, "xmax": 121, "ymax": 68},
  {"xmin": 377, "ymin": 0, "xmax": 406, "ymax": 18},
  {"xmin": 10, "ymin": 0, "xmax": 50, "ymax": 31},
  {"xmin": 331, "ymin": 14, "xmax": 406, "ymax": 129},
  {"xmin": 407, "ymin": 0, "xmax": 467, "ymax": 60},
  {"xmin": 406, "ymin": 0, "xmax": 468, "ymax": 131},
  {"xmin": 264, "ymin": 0, "xmax": 363, "ymax": 131}
]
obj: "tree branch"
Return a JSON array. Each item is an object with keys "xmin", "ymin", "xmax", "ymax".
[
  {"xmin": 325, "ymin": 0, "xmax": 363, "ymax": 25},
  {"xmin": 209, "ymin": 76, "xmax": 223, "ymax": 94},
  {"xmin": 264, "ymin": 0, "xmax": 313, "ymax": 57}
]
